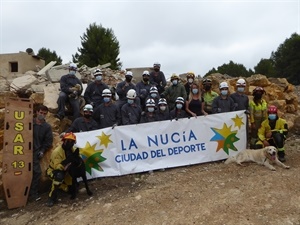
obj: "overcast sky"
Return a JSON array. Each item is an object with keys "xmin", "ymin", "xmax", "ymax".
[{"xmin": 0, "ymin": 0, "xmax": 299, "ymax": 78}]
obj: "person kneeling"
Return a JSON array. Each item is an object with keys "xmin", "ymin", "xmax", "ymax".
[
  {"xmin": 255, "ymin": 105, "xmax": 288, "ymax": 162},
  {"xmin": 46, "ymin": 132, "xmax": 77, "ymax": 207}
]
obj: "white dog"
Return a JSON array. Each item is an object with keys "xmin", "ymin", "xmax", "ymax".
[{"xmin": 224, "ymin": 146, "xmax": 290, "ymax": 171}]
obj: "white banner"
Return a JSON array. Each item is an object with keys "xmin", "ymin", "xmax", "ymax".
[{"xmin": 74, "ymin": 110, "xmax": 247, "ymax": 179}]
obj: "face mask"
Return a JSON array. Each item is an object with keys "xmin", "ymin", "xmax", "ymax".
[
  {"xmin": 128, "ymin": 99, "xmax": 134, "ymax": 104},
  {"xmin": 148, "ymin": 107, "xmax": 155, "ymax": 113},
  {"xmin": 268, "ymin": 114, "xmax": 277, "ymax": 120},
  {"xmin": 172, "ymin": 80, "xmax": 178, "ymax": 86},
  {"xmin": 254, "ymin": 93, "xmax": 262, "ymax": 99},
  {"xmin": 125, "ymin": 76, "xmax": 132, "ymax": 82},
  {"xmin": 176, "ymin": 104, "xmax": 183, "ymax": 109},
  {"xmin": 192, "ymin": 89, "xmax": 198, "ymax": 94},
  {"xmin": 103, "ymin": 97, "xmax": 110, "ymax": 103},
  {"xmin": 84, "ymin": 114, "xmax": 91, "ymax": 119},
  {"xmin": 37, "ymin": 114, "xmax": 45, "ymax": 121},
  {"xmin": 95, "ymin": 75, "xmax": 102, "ymax": 81},
  {"xmin": 69, "ymin": 70, "xmax": 76, "ymax": 75},
  {"xmin": 154, "ymin": 68, "xmax": 159, "ymax": 72},
  {"xmin": 237, "ymin": 87, "xmax": 245, "ymax": 92},
  {"xmin": 188, "ymin": 78, "xmax": 194, "ymax": 83},
  {"xmin": 150, "ymin": 93, "xmax": 157, "ymax": 98},
  {"xmin": 221, "ymin": 90, "xmax": 228, "ymax": 96},
  {"xmin": 62, "ymin": 141, "xmax": 74, "ymax": 150},
  {"xmin": 143, "ymin": 77, "xmax": 149, "ymax": 82},
  {"xmin": 205, "ymin": 85, "xmax": 211, "ymax": 91},
  {"xmin": 160, "ymin": 106, "xmax": 166, "ymax": 111}
]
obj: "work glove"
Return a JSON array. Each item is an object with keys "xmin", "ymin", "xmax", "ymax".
[{"xmin": 37, "ymin": 151, "xmax": 44, "ymax": 159}]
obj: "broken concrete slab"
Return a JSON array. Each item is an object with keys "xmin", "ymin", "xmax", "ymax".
[
  {"xmin": 10, "ymin": 74, "xmax": 38, "ymax": 92},
  {"xmin": 37, "ymin": 61, "xmax": 57, "ymax": 76},
  {"xmin": 43, "ymin": 83, "xmax": 60, "ymax": 112}
]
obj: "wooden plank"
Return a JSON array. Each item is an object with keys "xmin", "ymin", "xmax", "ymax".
[{"xmin": 2, "ymin": 97, "xmax": 33, "ymax": 209}]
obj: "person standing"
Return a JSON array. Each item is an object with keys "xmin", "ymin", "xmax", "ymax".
[
  {"xmin": 149, "ymin": 62, "xmax": 167, "ymax": 94},
  {"xmin": 184, "ymin": 72, "xmax": 196, "ymax": 100},
  {"xmin": 230, "ymin": 78, "xmax": 249, "ymax": 111},
  {"xmin": 116, "ymin": 71, "xmax": 136, "ymax": 110},
  {"xmin": 161, "ymin": 73, "xmax": 187, "ymax": 111},
  {"xmin": 121, "ymin": 89, "xmax": 142, "ymax": 125},
  {"xmin": 56, "ymin": 63, "xmax": 83, "ymax": 120},
  {"xmin": 212, "ymin": 81, "xmax": 235, "ymax": 113},
  {"xmin": 84, "ymin": 69, "xmax": 109, "ymax": 107},
  {"xmin": 136, "ymin": 70, "xmax": 153, "ymax": 111},
  {"xmin": 249, "ymin": 86, "xmax": 268, "ymax": 149},
  {"xmin": 202, "ymin": 78, "xmax": 218, "ymax": 114},
  {"xmin": 93, "ymin": 89, "xmax": 121, "ymax": 128},
  {"xmin": 30, "ymin": 105, "xmax": 53, "ymax": 201},
  {"xmin": 185, "ymin": 82, "xmax": 207, "ymax": 117}
]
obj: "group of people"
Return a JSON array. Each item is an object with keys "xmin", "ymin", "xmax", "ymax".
[{"xmin": 30, "ymin": 62, "xmax": 288, "ymax": 207}]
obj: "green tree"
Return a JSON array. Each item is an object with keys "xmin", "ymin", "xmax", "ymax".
[
  {"xmin": 204, "ymin": 61, "xmax": 251, "ymax": 77},
  {"xmin": 73, "ymin": 23, "xmax": 122, "ymax": 70},
  {"xmin": 37, "ymin": 47, "xmax": 62, "ymax": 65},
  {"xmin": 270, "ymin": 33, "xmax": 300, "ymax": 84},
  {"xmin": 254, "ymin": 58, "xmax": 276, "ymax": 77}
]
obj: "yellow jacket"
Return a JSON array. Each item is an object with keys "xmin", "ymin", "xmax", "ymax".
[
  {"xmin": 47, "ymin": 145, "xmax": 73, "ymax": 186},
  {"xmin": 257, "ymin": 117, "xmax": 288, "ymax": 142},
  {"xmin": 249, "ymin": 99, "xmax": 268, "ymax": 123}
]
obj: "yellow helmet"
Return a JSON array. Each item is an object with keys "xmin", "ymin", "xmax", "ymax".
[
  {"xmin": 187, "ymin": 72, "xmax": 195, "ymax": 79},
  {"xmin": 170, "ymin": 73, "xmax": 179, "ymax": 81}
]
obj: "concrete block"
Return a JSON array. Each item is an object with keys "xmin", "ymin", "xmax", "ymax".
[
  {"xmin": 43, "ymin": 83, "xmax": 60, "ymax": 111},
  {"xmin": 9, "ymin": 74, "xmax": 38, "ymax": 92}
]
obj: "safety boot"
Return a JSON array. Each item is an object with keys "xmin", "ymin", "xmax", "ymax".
[{"xmin": 278, "ymin": 151, "xmax": 286, "ymax": 162}]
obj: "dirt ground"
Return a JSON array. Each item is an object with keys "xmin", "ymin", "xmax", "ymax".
[{"xmin": 0, "ymin": 134, "xmax": 300, "ymax": 225}]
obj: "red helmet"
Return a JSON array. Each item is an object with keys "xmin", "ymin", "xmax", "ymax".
[{"xmin": 268, "ymin": 105, "xmax": 278, "ymax": 114}]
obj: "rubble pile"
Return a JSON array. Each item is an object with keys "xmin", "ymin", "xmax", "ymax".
[{"xmin": 0, "ymin": 62, "xmax": 299, "ymax": 200}]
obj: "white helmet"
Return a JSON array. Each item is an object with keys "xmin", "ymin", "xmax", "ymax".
[
  {"xmin": 102, "ymin": 89, "xmax": 112, "ymax": 97},
  {"xmin": 126, "ymin": 89, "xmax": 136, "ymax": 99},
  {"xmin": 236, "ymin": 78, "xmax": 246, "ymax": 87},
  {"xmin": 146, "ymin": 98, "xmax": 156, "ymax": 107},
  {"xmin": 83, "ymin": 104, "xmax": 93, "ymax": 112},
  {"xmin": 219, "ymin": 81, "xmax": 229, "ymax": 89},
  {"xmin": 153, "ymin": 62, "xmax": 161, "ymax": 67},
  {"xmin": 149, "ymin": 86, "xmax": 158, "ymax": 93},
  {"xmin": 142, "ymin": 70, "xmax": 150, "ymax": 76},
  {"xmin": 158, "ymin": 98, "xmax": 167, "ymax": 105},
  {"xmin": 126, "ymin": 71, "xmax": 133, "ymax": 77},
  {"xmin": 69, "ymin": 63, "xmax": 77, "ymax": 70},
  {"xmin": 94, "ymin": 68, "xmax": 102, "ymax": 76},
  {"xmin": 175, "ymin": 97, "xmax": 185, "ymax": 104}
]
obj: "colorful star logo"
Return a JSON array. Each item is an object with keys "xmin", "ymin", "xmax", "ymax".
[
  {"xmin": 231, "ymin": 114, "xmax": 244, "ymax": 129},
  {"xmin": 79, "ymin": 132, "xmax": 113, "ymax": 175},
  {"xmin": 210, "ymin": 123, "xmax": 239, "ymax": 155},
  {"xmin": 97, "ymin": 132, "xmax": 113, "ymax": 148}
]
